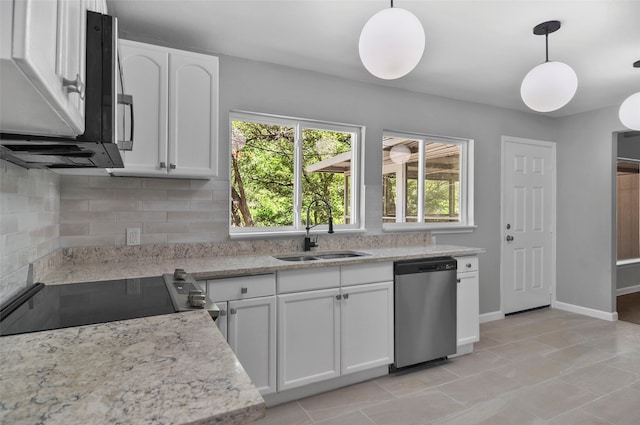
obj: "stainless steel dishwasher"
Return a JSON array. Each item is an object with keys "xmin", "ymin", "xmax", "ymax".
[{"xmin": 392, "ymin": 257, "xmax": 457, "ymax": 370}]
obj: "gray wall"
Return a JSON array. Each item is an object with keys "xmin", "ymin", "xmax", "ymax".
[
  {"xmin": 556, "ymin": 106, "xmax": 622, "ymax": 313},
  {"xmin": 218, "ymin": 55, "xmax": 557, "ymax": 315}
]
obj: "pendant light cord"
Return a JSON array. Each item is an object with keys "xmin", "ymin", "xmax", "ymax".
[
  {"xmin": 390, "ymin": 0, "xmax": 394, "ymax": 7},
  {"xmin": 545, "ymin": 32, "xmax": 549, "ymax": 62}
]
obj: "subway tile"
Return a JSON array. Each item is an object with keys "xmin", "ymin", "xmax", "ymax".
[
  {"xmin": 60, "ymin": 235, "xmax": 116, "ymax": 248},
  {"xmin": 190, "ymin": 179, "xmax": 227, "ymax": 191},
  {"xmin": 60, "ymin": 187, "xmax": 117, "ymax": 200},
  {"xmin": 190, "ymin": 200, "xmax": 227, "ymax": 212},
  {"xmin": 60, "ymin": 199, "xmax": 89, "ymax": 212},
  {"xmin": 142, "ymin": 178, "xmax": 191, "ymax": 190},
  {"xmin": 167, "ymin": 189, "xmax": 213, "ymax": 201},
  {"xmin": 115, "ymin": 189, "xmax": 145, "ymax": 200},
  {"xmin": 59, "ymin": 175, "xmax": 89, "ymax": 187},
  {"xmin": 167, "ymin": 232, "xmax": 216, "ymax": 243},
  {"xmin": 141, "ymin": 189, "xmax": 168, "ymax": 201},
  {"xmin": 0, "ymin": 214, "xmax": 19, "ymax": 235},
  {"xmin": 90, "ymin": 199, "xmax": 142, "ymax": 212},
  {"xmin": 60, "ymin": 223, "xmax": 90, "ymax": 237},
  {"xmin": 189, "ymin": 221, "xmax": 218, "ymax": 233},
  {"xmin": 144, "ymin": 222, "xmax": 190, "ymax": 234},
  {"xmin": 143, "ymin": 200, "xmax": 187, "ymax": 212},
  {"xmin": 117, "ymin": 211, "xmax": 167, "ymax": 223},
  {"xmin": 140, "ymin": 233, "xmax": 168, "ymax": 245},
  {"xmin": 60, "ymin": 210, "xmax": 115, "ymax": 223},
  {"xmin": 90, "ymin": 221, "xmax": 142, "ymax": 235},
  {"xmin": 167, "ymin": 211, "xmax": 217, "ymax": 222},
  {"xmin": 89, "ymin": 176, "xmax": 142, "ymax": 189}
]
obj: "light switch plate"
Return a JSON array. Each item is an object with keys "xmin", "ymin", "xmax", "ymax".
[{"xmin": 126, "ymin": 228, "xmax": 141, "ymax": 246}]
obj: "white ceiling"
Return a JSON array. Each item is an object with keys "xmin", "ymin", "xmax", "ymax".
[{"xmin": 107, "ymin": 0, "xmax": 640, "ymax": 117}]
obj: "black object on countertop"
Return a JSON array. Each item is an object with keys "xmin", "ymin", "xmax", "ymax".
[{"xmin": 0, "ymin": 277, "xmax": 174, "ymax": 337}]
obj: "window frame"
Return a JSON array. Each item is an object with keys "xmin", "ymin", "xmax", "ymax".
[
  {"xmin": 229, "ymin": 110, "xmax": 363, "ymax": 238},
  {"xmin": 382, "ymin": 130, "xmax": 475, "ymax": 233}
]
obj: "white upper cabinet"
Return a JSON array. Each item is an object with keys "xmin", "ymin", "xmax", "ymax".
[
  {"xmin": 1, "ymin": 0, "xmax": 89, "ymax": 136},
  {"xmin": 110, "ymin": 40, "xmax": 219, "ymax": 179}
]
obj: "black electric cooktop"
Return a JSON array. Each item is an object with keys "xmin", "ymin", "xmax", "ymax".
[{"xmin": 0, "ymin": 277, "xmax": 175, "ymax": 337}]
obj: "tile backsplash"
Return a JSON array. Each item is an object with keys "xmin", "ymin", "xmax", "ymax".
[
  {"xmin": 0, "ymin": 161, "xmax": 59, "ymax": 302},
  {"xmin": 59, "ymin": 175, "xmax": 229, "ymax": 247}
]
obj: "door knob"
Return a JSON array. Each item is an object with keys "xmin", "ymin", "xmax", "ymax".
[{"xmin": 506, "ymin": 235, "xmax": 514, "ymax": 242}]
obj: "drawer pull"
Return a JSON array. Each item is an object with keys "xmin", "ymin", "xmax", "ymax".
[
  {"xmin": 241, "ymin": 287, "xmax": 248, "ymax": 294},
  {"xmin": 63, "ymin": 74, "xmax": 85, "ymax": 99},
  {"xmin": 466, "ymin": 263, "xmax": 472, "ymax": 268},
  {"xmin": 457, "ymin": 278, "xmax": 461, "ymax": 283},
  {"xmin": 219, "ymin": 309, "xmax": 227, "ymax": 316},
  {"xmin": 230, "ymin": 308, "xmax": 237, "ymax": 314},
  {"xmin": 343, "ymin": 293, "xmax": 349, "ymax": 299},
  {"xmin": 336, "ymin": 294, "xmax": 342, "ymax": 300}
]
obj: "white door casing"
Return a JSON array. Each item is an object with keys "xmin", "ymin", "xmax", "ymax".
[{"xmin": 501, "ymin": 137, "xmax": 556, "ymax": 314}]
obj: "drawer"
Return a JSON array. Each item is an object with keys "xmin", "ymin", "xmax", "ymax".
[
  {"xmin": 207, "ymin": 274, "xmax": 276, "ymax": 302},
  {"xmin": 277, "ymin": 266, "xmax": 340, "ymax": 294},
  {"xmin": 455, "ymin": 256, "xmax": 478, "ymax": 273},
  {"xmin": 340, "ymin": 262, "xmax": 393, "ymax": 286}
]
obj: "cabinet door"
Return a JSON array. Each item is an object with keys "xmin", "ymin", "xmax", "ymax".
[
  {"xmin": 168, "ymin": 52, "xmax": 219, "ymax": 177},
  {"xmin": 341, "ymin": 281, "xmax": 394, "ymax": 375},
  {"xmin": 117, "ymin": 41, "xmax": 169, "ymax": 175},
  {"xmin": 228, "ymin": 296, "xmax": 277, "ymax": 395},
  {"xmin": 457, "ymin": 271, "xmax": 479, "ymax": 346},
  {"xmin": 277, "ymin": 288, "xmax": 340, "ymax": 391},
  {"xmin": 9, "ymin": 0, "xmax": 85, "ymax": 135}
]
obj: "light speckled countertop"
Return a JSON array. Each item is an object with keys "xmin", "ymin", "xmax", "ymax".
[
  {"xmin": 41, "ymin": 245, "xmax": 485, "ymax": 285},
  {"xmin": 0, "ymin": 310, "xmax": 265, "ymax": 425}
]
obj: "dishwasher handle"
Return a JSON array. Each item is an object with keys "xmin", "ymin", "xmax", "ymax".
[{"xmin": 394, "ymin": 256, "xmax": 457, "ymax": 275}]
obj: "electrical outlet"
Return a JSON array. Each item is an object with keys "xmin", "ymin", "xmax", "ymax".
[{"xmin": 126, "ymin": 228, "xmax": 140, "ymax": 246}]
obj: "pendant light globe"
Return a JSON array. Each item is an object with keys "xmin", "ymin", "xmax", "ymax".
[
  {"xmin": 358, "ymin": 7, "xmax": 425, "ymax": 80},
  {"xmin": 520, "ymin": 61, "xmax": 578, "ymax": 112},
  {"xmin": 619, "ymin": 92, "xmax": 640, "ymax": 131}
]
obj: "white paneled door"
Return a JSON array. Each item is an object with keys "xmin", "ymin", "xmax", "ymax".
[{"xmin": 501, "ymin": 137, "xmax": 555, "ymax": 314}]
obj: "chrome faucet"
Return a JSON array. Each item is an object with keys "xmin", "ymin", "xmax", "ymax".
[{"xmin": 304, "ymin": 198, "xmax": 334, "ymax": 251}]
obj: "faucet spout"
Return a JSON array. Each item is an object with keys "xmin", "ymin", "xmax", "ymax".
[{"xmin": 304, "ymin": 198, "xmax": 334, "ymax": 251}]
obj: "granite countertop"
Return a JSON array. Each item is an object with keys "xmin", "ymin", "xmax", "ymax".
[
  {"xmin": 41, "ymin": 244, "xmax": 485, "ymax": 285},
  {"xmin": 0, "ymin": 310, "xmax": 265, "ymax": 425}
]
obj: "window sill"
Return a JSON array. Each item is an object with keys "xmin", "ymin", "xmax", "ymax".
[
  {"xmin": 617, "ymin": 258, "xmax": 640, "ymax": 267},
  {"xmin": 382, "ymin": 223, "xmax": 477, "ymax": 234}
]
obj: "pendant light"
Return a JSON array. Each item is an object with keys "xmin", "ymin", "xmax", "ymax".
[
  {"xmin": 358, "ymin": 0, "xmax": 425, "ymax": 80},
  {"xmin": 520, "ymin": 20, "xmax": 578, "ymax": 113},
  {"xmin": 619, "ymin": 60, "xmax": 640, "ymax": 131}
]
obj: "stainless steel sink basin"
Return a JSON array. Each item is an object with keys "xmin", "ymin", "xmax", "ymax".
[
  {"xmin": 314, "ymin": 250, "xmax": 369, "ymax": 259},
  {"xmin": 274, "ymin": 250, "xmax": 369, "ymax": 262},
  {"xmin": 275, "ymin": 255, "xmax": 320, "ymax": 262}
]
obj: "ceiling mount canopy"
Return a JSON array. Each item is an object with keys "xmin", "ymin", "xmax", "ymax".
[
  {"xmin": 619, "ymin": 60, "xmax": 640, "ymax": 131},
  {"xmin": 520, "ymin": 20, "xmax": 578, "ymax": 113},
  {"xmin": 358, "ymin": 0, "xmax": 425, "ymax": 80}
]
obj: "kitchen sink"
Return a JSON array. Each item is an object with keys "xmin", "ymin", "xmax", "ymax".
[
  {"xmin": 274, "ymin": 250, "xmax": 370, "ymax": 262},
  {"xmin": 275, "ymin": 255, "xmax": 320, "ymax": 262},
  {"xmin": 314, "ymin": 250, "xmax": 369, "ymax": 259}
]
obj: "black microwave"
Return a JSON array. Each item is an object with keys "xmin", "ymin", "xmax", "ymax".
[{"xmin": 0, "ymin": 11, "xmax": 132, "ymax": 169}]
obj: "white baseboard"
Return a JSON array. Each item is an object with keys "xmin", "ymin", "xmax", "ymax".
[
  {"xmin": 617, "ymin": 284, "xmax": 640, "ymax": 296},
  {"xmin": 479, "ymin": 310, "xmax": 504, "ymax": 323},
  {"xmin": 553, "ymin": 300, "xmax": 618, "ymax": 322}
]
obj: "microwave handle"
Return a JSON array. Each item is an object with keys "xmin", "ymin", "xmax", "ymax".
[{"xmin": 117, "ymin": 94, "xmax": 134, "ymax": 150}]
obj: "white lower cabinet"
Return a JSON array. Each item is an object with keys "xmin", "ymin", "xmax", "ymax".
[
  {"xmin": 276, "ymin": 264, "xmax": 394, "ymax": 392},
  {"xmin": 207, "ymin": 275, "xmax": 277, "ymax": 395},
  {"xmin": 277, "ymin": 288, "xmax": 341, "ymax": 391},
  {"xmin": 455, "ymin": 256, "xmax": 480, "ymax": 353},
  {"xmin": 340, "ymin": 281, "xmax": 394, "ymax": 375}
]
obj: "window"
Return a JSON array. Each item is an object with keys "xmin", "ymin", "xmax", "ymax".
[
  {"xmin": 617, "ymin": 160, "xmax": 639, "ymax": 262},
  {"xmin": 382, "ymin": 131, "xmax": 474, "ymax": 230},
  {"xmin": 230, "ymin": 111, "xmax": 361, "ymax": 236}
]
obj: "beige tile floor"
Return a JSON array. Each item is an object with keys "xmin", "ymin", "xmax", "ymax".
[{"xmin": 254, "ymin": 308, "xmax": 640, "ymax": 425}]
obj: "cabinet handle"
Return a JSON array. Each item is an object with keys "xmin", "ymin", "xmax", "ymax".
[
  {"xmin": 219, "ymin": 309, "xmax": 227, "ymax": 316},
  {"xmin": 240, "ymin": 287, "xmax": 248, "ymax": 294},
  {"xmin": 63, "ymin": 74, "xmax": 85, "ymax": 100},
  {"xmin": 343, "ymin": 293, "xmax": 349, "ymax": 300},
  {"xmin": 230, "ymin": 308, "xmax": 237, "ymax": 315},
  {"xmin": 457, "ymin": 278, "xmax": 461, "ymax": 283},
  {"xmin": 159, "ymin": 162, "xmax": 166, "ymax": 169},
  {"xmin": 336, "ymin": 294, "xmax": 342, "ymax": 300},
  {"xmin": 466, "ymin": 263, "xmax": 472, "ymax": 268},
  {"xmin": 169, "ymin": 163, "xmax": 176, "ymax": 169}
]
